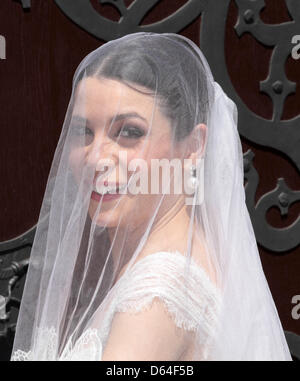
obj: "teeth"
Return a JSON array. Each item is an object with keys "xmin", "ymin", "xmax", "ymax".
[{"xmin": 94, "ymin": 184, "xmax": 127, "ymax": 195}]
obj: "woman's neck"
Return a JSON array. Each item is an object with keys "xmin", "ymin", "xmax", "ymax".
[
  {"xmin": 145, "ymin": 196, "xmax": 192, "ymax": 255},
  {"xmin": 107, "ymin": 196, "xmax": 192, "ymax": 270}
]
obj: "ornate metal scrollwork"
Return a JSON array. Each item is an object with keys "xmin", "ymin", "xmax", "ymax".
[
  {"xmin": 202, "ymin": 0, "xmax": 300, "ymax": 170},
  {"xmin": 244, "ymin": 149, "xmax": 300, "ymax": 252},
  {"xmin": 200, "ymin": 0, "xmax": 300, "ymax": 252},
  {"xmin": 54, "ymin": 0, "xmax": 206, "ymax": 40},
  {"xmin": 0, "ymin": 225, "xmax": 35, "ymax": 359}
]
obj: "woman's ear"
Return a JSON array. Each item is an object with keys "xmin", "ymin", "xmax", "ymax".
[{"xmin": 187, "ymin": 123, "xmax": 207, "ymax": 162}]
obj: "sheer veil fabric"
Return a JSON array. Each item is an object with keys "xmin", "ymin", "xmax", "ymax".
[{"xmin": 11, "ymin": 32, "xmax": 291, "ymax": 361}]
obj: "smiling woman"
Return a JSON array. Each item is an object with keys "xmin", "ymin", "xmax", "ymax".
[
  {"xmin": 69, "ymin": 75, "xmax": 188, "ymax": 230},
  {"xmin": 10, "ymin": 32, "xmax": 291, "ymax": 361}
]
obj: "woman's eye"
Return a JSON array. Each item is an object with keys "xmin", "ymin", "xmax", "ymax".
[
  {"xmin": 115, "ymin": 125, "xmax": 145, "ymax": 139},
  {"xmin": 72, "ymin": 125, "xmax": 94, "ymax": 136},
  {"xmin": 71, "ymin": 125, "xmax": 94, "ymax": 146}
]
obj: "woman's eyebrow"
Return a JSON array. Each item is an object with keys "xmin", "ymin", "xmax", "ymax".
[
  {"xmin": 110, "ymin": 112, "xmax": 148, "ymax": 124},
  {"xmin": 72, "ymin": 112, "xmax": 147, "ymax": 126}
]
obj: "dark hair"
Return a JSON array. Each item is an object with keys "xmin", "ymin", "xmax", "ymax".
[{"xmin": 75, "ymin": 34, "xmax": 209, "ymax": 141}]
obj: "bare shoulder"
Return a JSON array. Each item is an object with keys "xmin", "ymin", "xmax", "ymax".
[{"xmin": 101, "ymin": 294, "xmax": 193, "ymax": 361}]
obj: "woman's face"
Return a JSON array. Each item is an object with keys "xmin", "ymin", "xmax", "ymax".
[{"xmin": 69, "ymin": 76, "xmax": 187, "ymax": 232}]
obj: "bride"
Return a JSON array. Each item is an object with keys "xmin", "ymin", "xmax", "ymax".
[{"xmin": 11, "ymin": 32, "xmax": 291, "ymax": 361}]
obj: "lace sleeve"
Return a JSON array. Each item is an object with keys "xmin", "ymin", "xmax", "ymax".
[{"xmin": 100, "ymin": 251, "xmax": 221, "ymax": 360}]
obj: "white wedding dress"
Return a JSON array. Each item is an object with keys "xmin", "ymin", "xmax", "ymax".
[{"xmin": 11, "ymin": 251, "xmax": 221, "ymax": 361}]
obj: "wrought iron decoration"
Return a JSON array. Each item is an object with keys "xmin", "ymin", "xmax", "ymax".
[
  {"xmin": 0, "ymin": 226, "xmax": 33, "ymax": 360},
  {"xmin": 54, "ymin": 0, "xmax": 205, "ymax": 40},
  {"xmin": 200, "ymin": 0, "xmax": 300, "ymax": 252}
]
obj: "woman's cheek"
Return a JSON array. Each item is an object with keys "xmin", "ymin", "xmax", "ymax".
[{"xmin": 68, "ymin": 148, "xmax": 87, "ymax": 184}]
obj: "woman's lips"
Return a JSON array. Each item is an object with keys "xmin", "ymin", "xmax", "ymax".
[
  {"xmin": 91, "ymin": 191, "xmax": 122, "ymax": 202},
  {"xmin": 86, "ymin": 178, "xmax": 127, "ymax": 202},
  {"xmin": 94, "ymin": 180, "xmax": 127, "ymax": 194}
]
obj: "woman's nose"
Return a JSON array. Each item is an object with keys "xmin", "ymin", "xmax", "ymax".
[{"xmin": 85, "ymin": 131, "xmax": 118, "ymax": 169}]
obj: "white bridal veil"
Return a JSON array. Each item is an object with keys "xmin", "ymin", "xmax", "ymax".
[{"xmin": 11, "ymin": 32, "xmax": 291, "ymax": 361}]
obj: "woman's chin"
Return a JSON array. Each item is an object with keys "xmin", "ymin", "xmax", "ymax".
[{"xmin": 87, "ymin": 204, "xmax": 123, "ymax": 229}]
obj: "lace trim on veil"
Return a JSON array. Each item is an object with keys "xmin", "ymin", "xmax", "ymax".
[{"xmin": 11, "ymin": 327, "xmax": 103, "ymax": 361}]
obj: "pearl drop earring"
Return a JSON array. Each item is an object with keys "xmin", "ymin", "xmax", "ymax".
[
  {"xmin": 185, "ymin": 159, "xmax": 204, "ymax": 206},
  {"xmin": 187, "ymin": 164, "xmax": 199, "ymax": 191}
]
